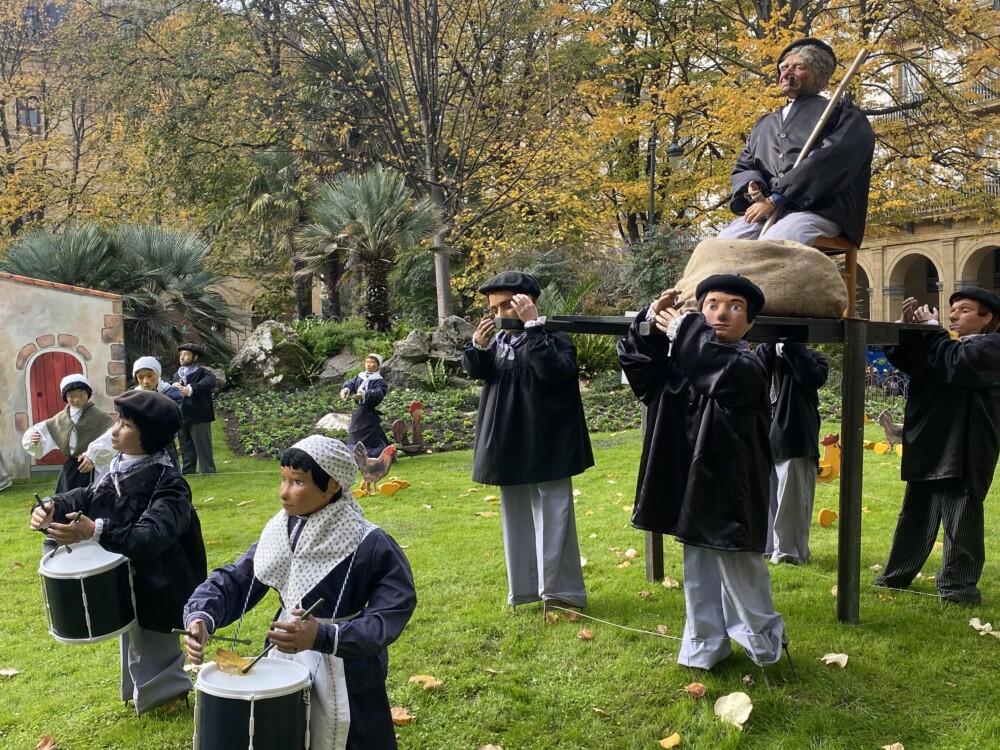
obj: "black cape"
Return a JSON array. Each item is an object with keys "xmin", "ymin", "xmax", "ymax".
[
  {"xmin": 462, "ymin": 327, "xmax": 594, "ymax": 486},
  {"xmin": 755, "ymin": 343, "xmax": 828, "ymax": 461},
  {"xmin": 618, "ymin": 312, "xmax": 772, "ymax": 552},
  {"xmin": 886, "ymin": 330, "xmax": 1000, "ymax": 499}
]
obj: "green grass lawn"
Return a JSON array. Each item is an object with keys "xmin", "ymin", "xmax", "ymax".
[{"xmin": 3, "ymin": 422, "xmax": 1000, "ymax": 749}]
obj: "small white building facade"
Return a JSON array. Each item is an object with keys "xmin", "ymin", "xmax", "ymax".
[{"xmin": 0, "ymin": 272, "xmax": 125, "ymax": 478}]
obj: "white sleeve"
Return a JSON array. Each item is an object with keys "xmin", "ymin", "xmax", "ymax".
[
  {"xmin": 22, "ymin": 422, "xmax": 56, "ymax": 459},
  {"xmin": 84, "ymin": 427, "xmax": 117, "ymax": 470}
]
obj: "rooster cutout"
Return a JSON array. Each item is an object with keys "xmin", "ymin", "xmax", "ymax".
[
  {"xmin": 392, "ymin": 401, "xmax": 425, "ymax": 455},
  {"xmin": 353, "ymin": 442, "xmax": 397, "ymax": 495},
  {"xmin": 817, "ymin": 433, "xmax": 841, "ymax": 483},
  {"xmin": 877, "ymin": 409, "xmax": 903, "ymax": 450}
]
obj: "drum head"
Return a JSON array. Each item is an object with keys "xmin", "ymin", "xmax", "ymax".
[
  {"xmin": 38, "ymin": 541, "xmax": 128, "ymax": 578},
  {"xmin": 196, "ymin": 658, "xmax": 311, "ymax": 700}
]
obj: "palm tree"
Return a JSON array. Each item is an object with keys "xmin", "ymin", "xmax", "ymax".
[
  {"xmin": 240, "ymin": 150, "xmax": 313, "ymax": 319},
  {"xmin": 0, "ymin": 223, "xmax": 242, "ymax": 364},
  {"xmin": 298, "ymin": 167, "xmax": 442, "ymax": 332}
]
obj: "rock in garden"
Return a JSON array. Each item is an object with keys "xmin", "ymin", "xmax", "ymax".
[{"xmin": 230, "ymin": 321, "xmax": 314, "ymax": 386}]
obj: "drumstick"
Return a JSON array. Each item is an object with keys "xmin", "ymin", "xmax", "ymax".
[
  {"xmin": 32, "ymin": 494, "xmax": 51, "ymax": 534},
  {"xmin": 240, "ymin": 597, "xmax": 326, "ymax": 675},
  {"xmin": 171, "ymin": 628, "xmax": 253, "ymax": 646}
]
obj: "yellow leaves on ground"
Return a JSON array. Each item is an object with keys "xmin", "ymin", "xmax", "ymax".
[
  {"xmin": 831, "ymin": 585, "xmax": 838, "ymax": 597},
  {"xmin": 656, "ymin": 625, "xmax": 670, "ymax": 636},
  {"xmin": 474, "ymin": 511, "xmax": 499, "ymax": 518},
  {"xmin": 818, "ymin": 508, "xmax": 838, "ymax": 527},
  {"xmin": 237, "ymin": 500, "xmax": 253, "ymax": 507},
  {"xmin": 882, "ymin": 744, "xmax": 905, "ymax": 750},
  {"xmin": 714, "ymin": 691, "xmax": 753, "ymax": 729},
  {"xmin": 580, "ymin": 556, "xmax": 588, "ymax": 567},
  {"xmin": 662, "ymin": 576, "xmax": 681, "ymax": 589},
  {"xmin": 577, "ymin": 628, "xmax": 595, "ymax": 640},
  {"xmin": 970, "ymin": 618, "xmax": 1000, "ymax": 639},
  {"xmin": 0, "ymin": 668, "xmax": 20, "ymax": 677},
  {"xmin": 484, "ymin": 495, "xmax": 500, "ymax": 504},
  {"xmin": 624, "ymin": 548, "xmax": 639, "ymax": 559},
  {"xmin": 659, "ymin": 732, "xmax": 682, "ymax": 747},
  {"xmin": 477, "ymin": 745, "xmax": 504, "ymax": 750},
  {"xmin": 12, "ymin": 561, "xmax": 23, "ymax": 569},
  {"xmin": 545, "ymin": 611, "xmax": 559, "ymax": 624},
  {"xmin": 638, "ymin": 591, "xmax": 653, "ymax": 599},
  {"xmin": 409, "ymin": 674, "xmax": 444, "ymax": 690},
  {"xmin": 214, "ymin": 649, "xmax": 256, "ymax": 675},
  {"xmin": 591, "ymin": 707, "xmax": 610, "ymax": 718},
  {"xmin": 820, "ymin": 653, "xmax": 849, "ymax": 668},
  {"xmin": 562, "ymin": 610, "xmax": 580, "ymax": 621},
  {"xmin": 36, "ymin": 737, "xmax": 57, "ymax": 750}
]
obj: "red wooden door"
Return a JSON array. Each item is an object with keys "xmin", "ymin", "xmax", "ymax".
[{"xmin": 29, "ymin": 352, "xmax": 84, "ymax": 465}]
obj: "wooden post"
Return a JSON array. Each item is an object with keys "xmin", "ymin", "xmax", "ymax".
[{"xmin": 837, "ymin": 317, "xmax": 867, "ymax": 624}]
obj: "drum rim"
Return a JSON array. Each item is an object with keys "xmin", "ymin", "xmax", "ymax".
[
  {"xmin": 196, "ymin": 658, "xmax": 312, "ymax": 700},
  {"xmin": 38, "ymin": 541, "xmax": 129, "ymax": 578},
  {"xmin": 49, "ymin": 619, "xmax": 137, "ymax": 645}
]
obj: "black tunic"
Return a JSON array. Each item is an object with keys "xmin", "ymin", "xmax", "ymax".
[
  {"xmin": 886, "ymin": 330, "xmax": 1000, "ymax": 499},
  {"xmin": 754, "ymin": 343, "xmax": 828, "ymax": 461},
  {"xmin": 342, "ymin": 374, "xmax": 391, "ymax": 458},
  {"xmin": 462, "ymin": 328, "xmax": 594, "ymax": 487},
  {"xmin": 730, "ymin": 95, "xmax": 875, "ymax": 246},
  {"xmin": 50, "ymin": 463, "xmax": 208, "ymax": 632},
  {"xmin": 618, "ymin": 312, "xmax": 772, "ymax": 552}
]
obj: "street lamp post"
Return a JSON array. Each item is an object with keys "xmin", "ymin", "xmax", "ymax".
[{"xmin": 647, "ymin": 119, "xmax": 684, "ymax": 231}]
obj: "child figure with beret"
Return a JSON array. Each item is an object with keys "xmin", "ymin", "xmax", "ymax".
[
  {"xmin": 30, "ymin": 389, "xmax": 207, "ymax": 714},
  {"xmin": 183, "ymin": 435, "xmax": 416, "ymax": 749}
]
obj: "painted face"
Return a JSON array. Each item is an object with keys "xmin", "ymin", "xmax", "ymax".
[
  {"xmin": 778, "ymin": 53, "xmax": 816, "ymax": 99},
  {"xmin": 64, "ymin": 389, "xmax": 90, "ymax": 408},
  {"xmin": 364, "ymin": 357, "xmax": 381, "ymax": 373},
  {"xmin": 179, "ymin": 350, "xmax": 197, "ymax": 366},
  {"xmin": 111, "ymin": 416, "xmax": 145, "ymax": 455},
  {"xmin": 279, "ymin": 465, "xmax": 340, "ymax": 517},
  {"xmin": 949, "ymin": 298, "xmax": 994, "ymax": 337},
  {"xmin": 487, "ymin": 291, "xmax": 519, "ymax": 318},
  {"xmin": 700, "ymin": 291, "xmax": 753, "ymax": 343},
  {"xmin": 134, "ymin": 368, "xmax": 160, "ymax": 391}
]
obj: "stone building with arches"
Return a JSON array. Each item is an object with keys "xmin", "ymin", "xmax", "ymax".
[
  {"xmin": 0, "ymin": 272, "xmax": 124, "ymax": 479},
  {"xmin": 855, "ymin": 211, "xmax": 1000, "ymax": 323}
]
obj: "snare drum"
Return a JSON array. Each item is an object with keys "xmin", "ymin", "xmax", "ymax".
[
  {"xmin": 38, "ymin": 541, "xmax": 137, "ymax": 644},
  {"xmin": 194, "ymin": 657, "xmax": 311, "ymax": 750}
]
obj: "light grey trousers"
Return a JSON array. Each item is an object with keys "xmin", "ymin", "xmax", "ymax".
[
  {"xmin": 500, "ymin": 478, "xmax": 587, "ymax": 608},
  {"xmin": 120, "ymin": 626, "xmax": 191, "ymax": 715},
  {"xmin": 717, "ymin": 211, "xmax": 842, "ymax": 246},
  {"xmin": 678, "ymin": 545, "xmax": 785, "ymax": 669},
  {"xmin": 767, "ymin": 457, "xmax": 818, "ymax": 564}
]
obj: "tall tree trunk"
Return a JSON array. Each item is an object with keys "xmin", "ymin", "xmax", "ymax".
[
  {"xmin": 323, "ymin": 252, "xmax": 342, "ymax": 319},
  {"xmin": 364, "ymin": 258, "xmax": 392, "ymax": 332},
  {"xmin": 288, "ymin": 230, "xmax": 312, "ymax": 318}
]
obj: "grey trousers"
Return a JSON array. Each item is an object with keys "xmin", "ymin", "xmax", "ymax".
[
  {"xmin": 177, "ymin": 420, "xmax": 216, "ymax": 474},
  {"xmin": 874, "ymin": 479, "xmax": 985, "ymax": 603},
  {"xmin": 717, "ymin": 211, "xmax": 842, "ymax": 246},
  {"xmin": 0, "ymin": 453, "xmax": 10, "ymax": 490},
  {"xmin": 500, "ymin": 478, "xmax": 587, "ymax": 608},
  {"xmin": 120, "ymin": 626, "xmax": 191, "ymax": 715},
  {"xmin": 767, "ymin": 457, "xmax": 817, "ymax": 564},
  {"xmin": 678, "ymin": 545, "xmax": 786, "ymax": 669}
]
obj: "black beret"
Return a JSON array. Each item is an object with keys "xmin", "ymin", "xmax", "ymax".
[
  {"xmin": 478, "ymin": 271, "xmax": 542, "ymax": 298},
  {"xmin": 695, "ymin": 274, "xmax": 766, "ymax": 316},
  {"xmin": 113, "ymin": 389, "xmax": 181, "ymax": 450},
  {"xmin": 950, "ymin": 288, "xmax": 1000, "ymax": 318},
  {"xmin": 178, "ymin": 343, "xmax": 206, "ymax": 358},
  {"xmin": 777, "ymin": 37, "xmax": 837, "ymax": 71}
]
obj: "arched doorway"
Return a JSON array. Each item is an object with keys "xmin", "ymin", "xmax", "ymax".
[{"xmin": 27, "ymin": 351, "xmax": 84, "ymax": 466}]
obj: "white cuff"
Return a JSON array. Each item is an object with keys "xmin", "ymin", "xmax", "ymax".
[
  {"xmin": 524, "ymin": 317, "xmax": 546, "ymax": 329},
  {"xmin": 91, "ymin": 518, "xmax": 104, "ymax": 543},
  {"xmin": 332, "ymin": 623, "xmax": 340, "ymax": 656},
  {"xmin": 665, "ymin": 313, "xmax": 688, "ymax": 342},
  {"xmin": 775, "ymin": 342, "xmax": 784, "ymax": 357}
]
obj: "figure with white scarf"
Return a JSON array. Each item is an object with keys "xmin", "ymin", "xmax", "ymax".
[
  {"xmin": 183, "ymin": 436, "xmax": 416, "ymax": 750},
  {"xmin": 30, "ymin": 389, "xmax": 207, "ymax": 714},
  {"xmin": 340, "ymin": 354, "xmax": 392, "ymax": 458},
  {"xmin": 22, "ymin": 374, "xmax": 116, "ymax": 492}
]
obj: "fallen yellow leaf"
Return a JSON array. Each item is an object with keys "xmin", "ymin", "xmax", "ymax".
[
  {"xmin": 0, "ymin": 668, "xmax": 20, "ymax": 677},
  {"xmin": 638, "ymin": 591, "xmax": 652, "ymax": 599},
  {"xmin": 659, "ymin": 732, "xmax": 682, "ymax": 748},
  {"xmin": 662, "ymin": 576, "xmax": 680, "ymax": 589},
  {"xmin": 882, "ymin": 744, "xmax": 905, "ymax": 750},
  {"xmin": 36, "ymin": 737, "xmax": 58, "ymax": 750},
  {"xmin": 562, "ymin": 610, "xmax": 580, "ymax": 621},
  {"xmin": 237, "ymin": 500, "xmax": 253, "ymax": 507},
  {"xmin": 684, "ymin": 682, "xmax": 707, "ymax": 698},
  {"xmin": 577, "ymin": 628, "xmax": 595, "ymax": 640},
  {"xmin": 214, "ymin": 649, "xmax": 256, "ymax": 675},
  {"xmin": 820, "ymin": 653, "xmax": 849, "ymax": 668},
  {"xmin": 592, "ymin": 707, "xmax": 610, "ymax": 718},
  {"xmin": 477, "ymin": 745, "xmax": 503, "ymax": 750},
  {"xmin": 624, "ymin": 548, "xmax": 638, "ymax": 559},
  {"xmin": 484, "ymin": 494, "xmax": 500, "ymax": 504},
  {"xmin": 617, "ymin": 561, "xmax": 631, "ymax": 568},
  {"xmin": 391, "ymin": 706, "xmax": 415, "ymax": 725},
  {"xmin": 714, "ymin": 692, "xmax": 753, "ymax": 729},
  {"xmin": 545, "ymin": 611, "xmax": 559, "ymax": 624},
  {"xmin": 831, "ymin": 585, "xmax": 838, "ymax": 597},
  {"xmin": 656, "ymin": 624, "xmax": 670, "ymax": 635},
  {"xmin": 408, "ymin": 674, "xmax": 444, "ymax": 690}
]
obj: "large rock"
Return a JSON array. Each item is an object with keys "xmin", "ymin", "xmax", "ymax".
[
  {"xmin": 382, "ymin": 315, "xmax": 476, "ymax": 388},
  {"xmin": 230, "ymin": 321, "xmax": 314, "ymax": 386},
  {"xmin": 318, "ymin": 352, "xmax": 361, "ymax": 384}
]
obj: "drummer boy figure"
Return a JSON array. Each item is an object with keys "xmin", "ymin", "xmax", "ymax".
[
  {"xmin": 183, "ymin": 435, "xmax": 417, "ymax": 750},
  {"xmin": 30, "ymin": 389, "xmax": 207, "ymax": 715}
]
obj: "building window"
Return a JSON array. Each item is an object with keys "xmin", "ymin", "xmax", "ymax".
[
  {"xmin": 901, "ymin": 64, "xmax": 922, "ymax": 103},
  {"xmin": 15, "ymin": 97, "xmax": 42, "ymax": 136},
  {"xmin": 925, "ymin": 258, "xmax": 939, "ymax": 294}
]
